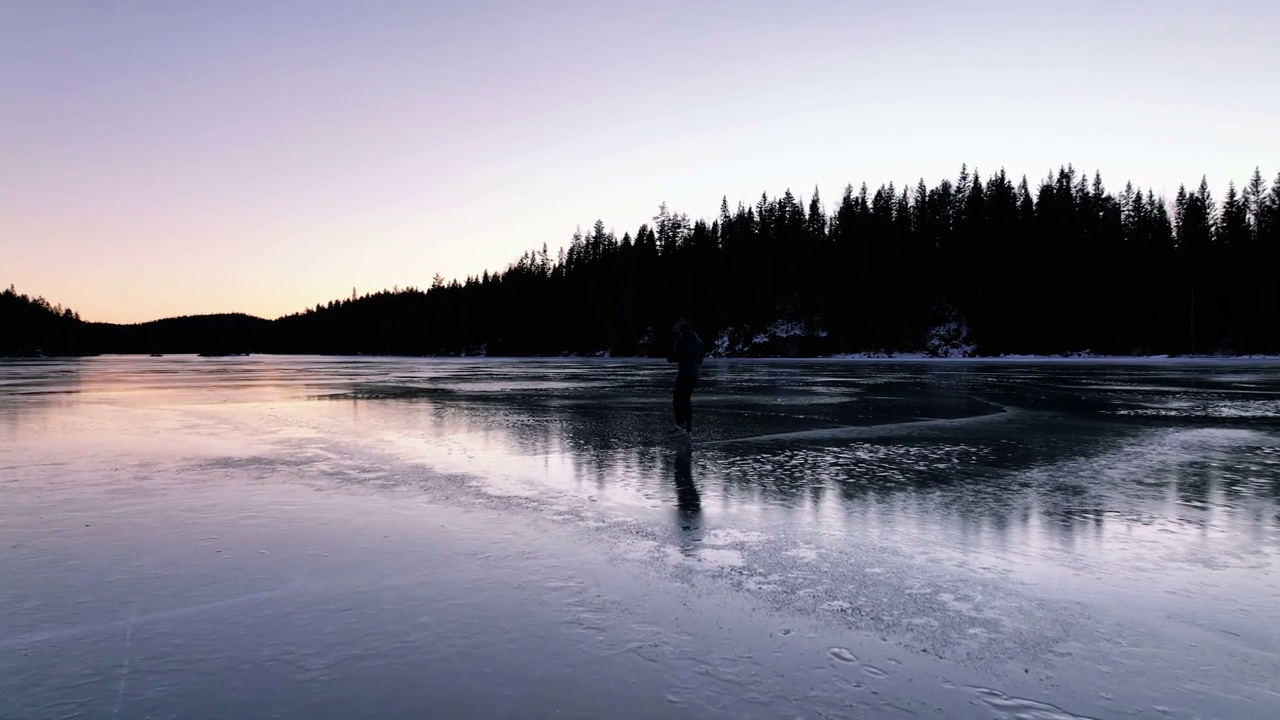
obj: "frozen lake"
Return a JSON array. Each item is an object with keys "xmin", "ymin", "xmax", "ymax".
[{"xmin": 3, "ymin": 356, "xmax": 1279, "ymax": 719}]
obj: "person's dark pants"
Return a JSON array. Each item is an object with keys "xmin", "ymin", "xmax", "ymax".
[{"xmin": 674, "ymin": 374, "xmax": 697, "ymax": 432}]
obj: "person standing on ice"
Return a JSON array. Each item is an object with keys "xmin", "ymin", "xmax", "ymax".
[{"xmin": 667, "ymin": 318, "xmax": 704, "ymax": 439}]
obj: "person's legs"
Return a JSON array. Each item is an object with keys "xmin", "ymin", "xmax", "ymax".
[
  {"xmin": 675, "ymin": 375, "xmax": 695, "ymax": 432},
  {"xmin": 672, "ymin": 381, "xmax": 685, "ymax": 432},
  {"xmin": 688, "ymin": 376, "xmax": 699, "ymax": 433}
]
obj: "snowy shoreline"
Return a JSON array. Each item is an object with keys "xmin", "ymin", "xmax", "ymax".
[
  {"xmin": 811, "ymin": 352, "xmax": 1280, "ymax": 361},
  {"xmin": 12, "ymin": 352, "xmax": 1280, "ymax": 362}
]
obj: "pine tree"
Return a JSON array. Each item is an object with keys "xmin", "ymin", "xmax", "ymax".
[
  {"xmin": 1151, "ymin": 192, "xmax": 1173, "ymax": 247},
  {"xmin": 1218, "ymin": 183, "xmax": 1249, "ymax": 246},
  {"xmin": 1216, "ymin": 182, "xmax": 1250, "ymax": 351},
  {"xmin": 806, "ymin": 186, "xmax": 826, "ymax": 241},
  {"xmin": 1127, "ymin": 188, "xmax": 1148, "ymax": 246},
  {"xmin": 952, "ymin": 164, "xmax": 972, "ymax": 227},
  {"xmin": 1267, "ymin": 171, "xmax": 1280, "ymax": 244},
  {"xmin": 1196, "ymin": 176, "xmax": 1217, "ymax": 235},
  {"xmin": 1149, "ymin": 192, "xmax": 1175, "ymax": 352},
  {"xmin": 591, "ymin": 219, "xmax": 608, "ymax": 262},
  {"xmin": 1016, "ymin": 176, "xmax": 1034, "ymax": 224},
  {"xmin": 1242, "ymin": 167, "xmax": 1268, "ymax": 241},
  {"xmin": 1174, "ymin": 185, "xmax": 1189, "ymax": 242},
  {"xmin": 1263, "ymin": 172, "xmax": 1280, "ymax": 352}
]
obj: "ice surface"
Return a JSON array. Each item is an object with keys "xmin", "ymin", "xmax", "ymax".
[{"xmin": 2, "ymin": 355, "xmax": 1279, "ymax": 719}]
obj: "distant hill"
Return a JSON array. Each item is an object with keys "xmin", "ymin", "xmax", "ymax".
[
  {"xmin": 2, "ymin": 286, "xmax": 270, "ymax": 357},
  {"xmin": 86, "ymin": 313, "xmax": 272, "ymax": 355}
]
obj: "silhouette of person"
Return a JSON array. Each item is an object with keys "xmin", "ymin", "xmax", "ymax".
[
  {"xmin": 673, "ymin": 448, "xmax": 702, "ymax": 553},
  {"xmin": 666, "ymin": 318, "xmax": 704, "ymax": 439}
]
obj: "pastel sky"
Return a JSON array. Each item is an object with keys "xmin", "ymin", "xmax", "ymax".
[{"xmin": 3, "ymin": 0, "xmax": 1277, "ymax": 323}]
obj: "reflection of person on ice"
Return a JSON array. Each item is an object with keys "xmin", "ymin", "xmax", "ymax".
[
  {"xmin": 667, "ymin": 319, "xmax": 704, "ymax": 440},
  {"xmin": 673, "ymin": 449, "xmax": 701, "ymax": 553}
]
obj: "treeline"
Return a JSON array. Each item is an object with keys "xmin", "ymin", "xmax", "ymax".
[
  {"xmin": 275, "ymin": 164, "xmax": 1280, "ymax": 356},
  {"xmin": 0, "ymin": 285, "xmax": 89, "ymax": 356},
  {"xmin": 6, "ymin": 164, "xmax": 1280, "ymax": 357}
]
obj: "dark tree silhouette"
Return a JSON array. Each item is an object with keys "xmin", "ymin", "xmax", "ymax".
[
  {"xmin": 0, "ymin": 285, "xmax": 89, "ymax": 356},
  {"xmin": 6, "ymin": 165, "xmax": 1280, "ymax": 358}
]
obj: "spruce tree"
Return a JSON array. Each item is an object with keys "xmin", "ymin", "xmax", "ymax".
[
  {"xmin": 1219, "ymin": 183, "xmax": 1249, "ymax": 246},
  {"xmin": 1242, "ymin": 168, "xmax": 1268, "ymax": 240}
]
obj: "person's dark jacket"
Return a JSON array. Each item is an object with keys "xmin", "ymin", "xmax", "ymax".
[{"xmin": 668, "ymin": 331, "xmax": 705, "ymax": 380}]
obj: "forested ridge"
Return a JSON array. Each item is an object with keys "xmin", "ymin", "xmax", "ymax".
[{"xmin": 6, "ymin": 164, "xmax": 1280, "ymax": 358}]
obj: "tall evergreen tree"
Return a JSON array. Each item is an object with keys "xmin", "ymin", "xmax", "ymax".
[
  {"xmin": 1242, "ymin": 168, "xmax": 1268, "ymax": 240},
  {"xmin": 806, "ymin": 186, "xmax": 826, "ymax": 241},
  {"xmin": 1219, "ymin": 183, "xmax": 1249, "ymax": 246}
]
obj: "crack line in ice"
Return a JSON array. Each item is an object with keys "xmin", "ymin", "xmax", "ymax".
[
  {"xmin": 697, "ymin": 405, "xmax": 1017, "ymax": 446},
  {"xmin": 0, "ymin": 583, "xmax": 315, "ymax": 649},
  {"xmin": 112, "ymin": 606, "xmax": 136, "ymax": 716}
]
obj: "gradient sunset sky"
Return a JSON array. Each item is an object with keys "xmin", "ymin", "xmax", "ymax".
[{"xmin": 3, "ymin": 0, "xmax": 1277, "ymax": 324}]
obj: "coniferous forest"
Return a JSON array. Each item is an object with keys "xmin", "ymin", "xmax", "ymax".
[{"xmin": 6, "ymin": 165, "xmax": 1280, "ymax": 358}]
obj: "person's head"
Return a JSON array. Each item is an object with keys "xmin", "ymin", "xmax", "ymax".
[{"xmin": 673, "ymin": 318, "xmax": 691, "ymax": 335}]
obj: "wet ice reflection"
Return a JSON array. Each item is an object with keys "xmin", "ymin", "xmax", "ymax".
[
  {"xmin": 3, "ymin": 356, "xmax": 1279, "ymax": 719},
  {"xmin": 314, "ymin": 360, "xmax": 1280, "ymax": 583}
]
